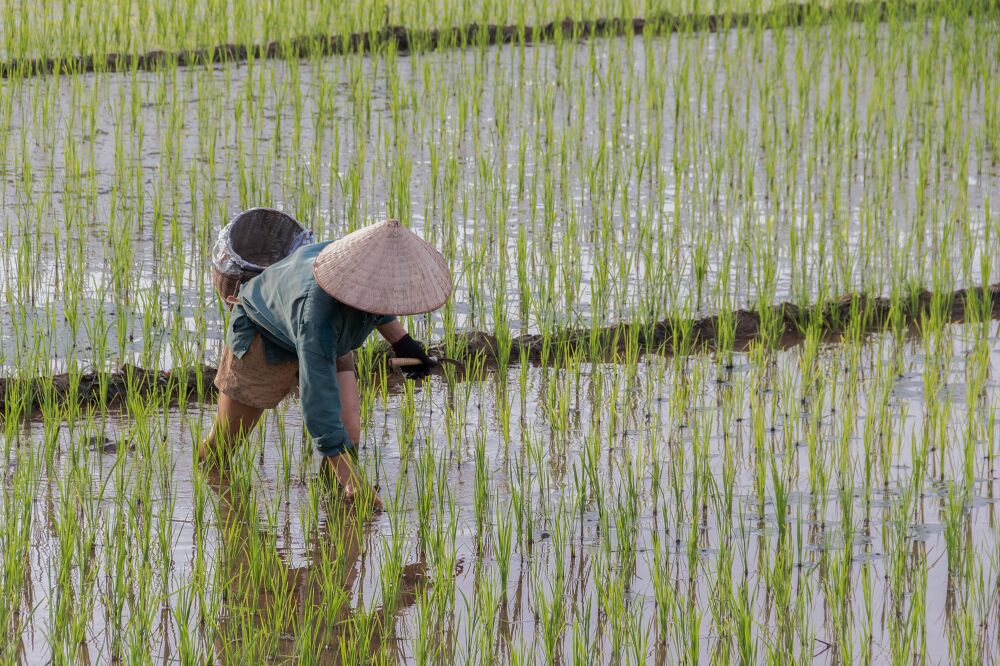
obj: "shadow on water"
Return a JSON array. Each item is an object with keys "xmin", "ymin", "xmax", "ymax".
[{"xmin": 205, "ymin": 469, "xmax": 429, "ymax": 664}]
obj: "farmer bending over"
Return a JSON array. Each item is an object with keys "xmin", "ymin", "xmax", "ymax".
[{"xmin": 200, "ymin": 219, "xmax": 451, "ymax": 506}]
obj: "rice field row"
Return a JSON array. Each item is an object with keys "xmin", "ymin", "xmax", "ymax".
[
  {"xmin": 2, "ymin": 1, "xmax": 999, "ymax": 663},
  {"xmin": 1, "ymin": 0, "xmax": 933, "ymax": 63},
  {"xmin": 3, "ymin": 6, "xmax": 997, "ymax": 370}
]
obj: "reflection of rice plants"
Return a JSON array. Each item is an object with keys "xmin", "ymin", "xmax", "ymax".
[{"xmin": 1, "ymin": 1, "xmax": 999, "ymax": 663}]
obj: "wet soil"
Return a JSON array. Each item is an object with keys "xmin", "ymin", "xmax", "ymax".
[
  {"xmin": 437, "ymin": 282, "xmax": 1000, "ymax": 362},
  {"xmin": 3, "ymin": 283, "xmax": 996, "ymax": 414}
]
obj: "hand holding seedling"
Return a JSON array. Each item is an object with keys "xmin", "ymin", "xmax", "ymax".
[{"xmin": 322, "ymin": 451, "xmax": 385, "ymax": 512}]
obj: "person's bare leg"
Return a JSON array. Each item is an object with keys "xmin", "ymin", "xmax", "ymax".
[
  {"xmin": 199, "ymin": 392, "xmax": 265, "ymax": 466},
  {"xmin": 338, "ymin": 369, "xmax": 362, "ymax": 446},
  {"xmin": 322, "ymin": 370, "xmax": 383, "ymax": 510}
]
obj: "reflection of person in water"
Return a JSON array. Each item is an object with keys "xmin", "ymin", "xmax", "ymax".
[{"xmin": 207, "ymin": 469, "xmax": 428, "ymax": 663}]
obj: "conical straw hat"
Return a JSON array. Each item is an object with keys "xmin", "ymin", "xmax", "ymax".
[{"xmin": 313, "ymin": 219, "xmax": 452, "ymax": 315}]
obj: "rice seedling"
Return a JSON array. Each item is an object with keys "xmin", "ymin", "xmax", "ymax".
[{"xmin": 1, "ymin": 0, "xmax": 1000, "ymax": 663}]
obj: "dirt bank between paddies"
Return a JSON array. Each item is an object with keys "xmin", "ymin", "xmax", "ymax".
[
  {"xmin": 2, "ymin": 282, "xmax": 997, "ymax": 415},
  {"xmin": 2, "ymin": 0, "xmax": 992, "ymax": 79}
]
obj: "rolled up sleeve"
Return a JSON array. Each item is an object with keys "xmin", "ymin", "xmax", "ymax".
[{"xmin": 297, "ymin": 346, "xmax": 353, "ymax": 457}]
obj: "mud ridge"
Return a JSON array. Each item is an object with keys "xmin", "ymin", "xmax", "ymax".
[
  {"xmin": 428, "ymin": 282, "xmax": 1000, "ymax": 366},
  {"xmin": 0, "ymin": 364, "xmax": 217, "ymax": 417},
  {"xmin": 1, "ymin": 283, "xmax": 997, "ymax": 415},
  {"xmin": 2, "ymin": 1, "xmax": 991, "ymax": 79}
]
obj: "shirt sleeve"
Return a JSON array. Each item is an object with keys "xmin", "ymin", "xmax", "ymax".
[
  {"xmin": 226, "ymin": 304, "xmax": 259, "ymax": 359},
  {"xmin": 296, "ymin": 345, "xmax": 353, "ymax": 457},
  {"xmin": 375, "ymin": 314, "xmax": 397, "ymax": 326}
]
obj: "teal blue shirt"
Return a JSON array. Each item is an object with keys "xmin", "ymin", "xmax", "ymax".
[{"xmin": 227, "ymin": 241, "xmax": 395, "ymax": 456}]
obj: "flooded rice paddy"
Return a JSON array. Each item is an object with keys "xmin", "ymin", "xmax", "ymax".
[
  {"xmin": 6, "ymin": 320, "xmax": 1000, "ymax": 663},
  {"xmin": 2, "ymin": 5, "xmax": 1000, "ymax": 665}
]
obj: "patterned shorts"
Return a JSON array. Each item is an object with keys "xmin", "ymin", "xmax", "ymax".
[{"xmin": 215, "ymin": 334, "xmax": 355, "ymax": 409}]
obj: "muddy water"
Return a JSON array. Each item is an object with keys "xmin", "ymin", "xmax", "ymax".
[
  {"xmin": 5, "ymin": 316, "xmax": 999, "ymax": 663},
  {"xmin": 2, "ymin": 20, "xmax": 999, "ymax": 373}
]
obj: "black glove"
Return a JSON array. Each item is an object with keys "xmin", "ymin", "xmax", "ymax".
[{"xmin": 392, "ymin": 334, "xmax": 437, "ymax": 380}]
